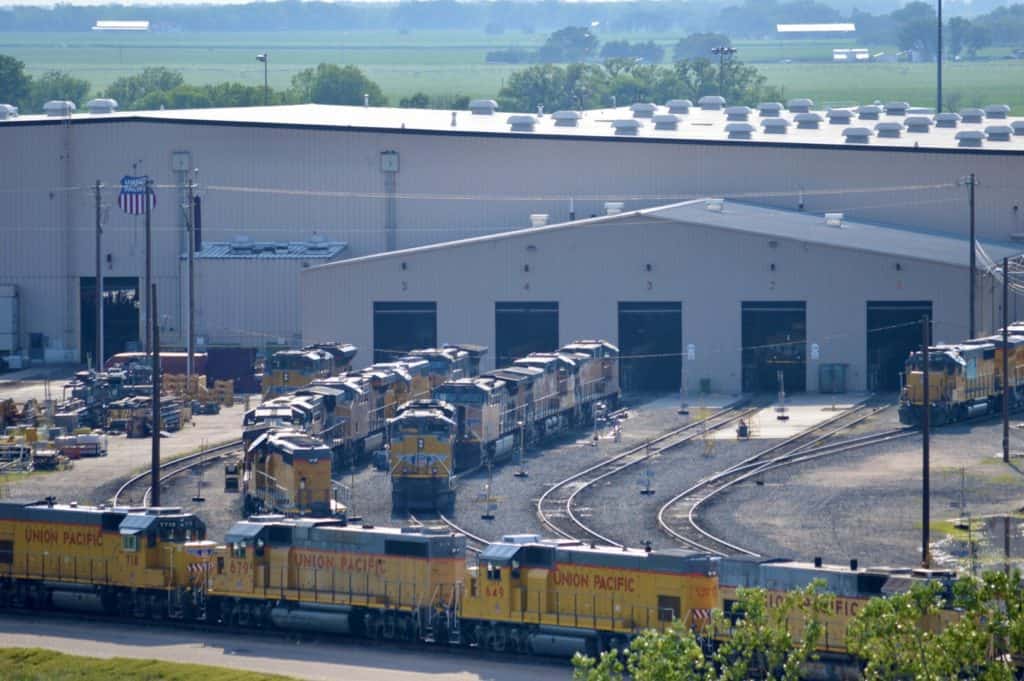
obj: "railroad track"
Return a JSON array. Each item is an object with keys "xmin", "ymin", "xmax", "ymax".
[
  {"xmin": 407, "ymin": 512, "xmax": 487, "ymax": 554},
  {"xmin": 657, "ymin": 400, "xmax": 915, "ymax": 556},
  {"xmin": 536, "ymin": 402, "xmax": 760, "ymax": 547},
  {"xmin": 112, "ymin": 440, "xmax": 241, "ymax": 507}
]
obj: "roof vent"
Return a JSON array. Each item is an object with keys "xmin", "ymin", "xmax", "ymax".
[
  {"xmin": 612, "ymin": 119, "xmax": 642, "ymax": 135},
  {"xmin": 652, "ymin": 113, "xmax": 679, "ymax": 130},
  {"xmin": 469, "ymin": 99, "xmax": 498, "ymax": 115},
  {"xmin": 883, "ymin": 101, "xmax": 909, "ymax": 116},
  {"xmin": 960, "ymin": 108, "xmax": 984, "ymax": 123},
  {"xmin": 725, "ymin": 105, "xmax": 751, "ymax": 121},
  {"xmin": 786, "ymin": 98, "xmax": 814, "ymax": 113},
  {"xmin": 86, "ymin": 98, "xmax": 118, "ymax": 114},
  {"xmin": 984, "ymin": 104, "xmax": 1010, "ymax": 119},
  {"xmin": 934, "ymin": 112, "xmax": 961, "ymax": 128},
  {"xmin": 529, "ymin": 213, "xmax": 549, "ymax": 228},
  {"xmin": 875, "ymin": 121, "xmax": 903, "ymax": 138},
  {"xmin": 956, "ymin": 130, "xmax": 984, "ymax": 147},
  {"xmin": 857, "ymin": 105, "xmax": 882, "ymax": 120},
  {"xmin": 757, "ymin": 102, "xmax": 783, "ymax": 116},
  {"xmin": 604, "ymin": 202, "xmax": 625, "ymax": 216},
  {"xmin": 507, "ymin": 114, "xmax": 536, "ymax": 132},
  {"xmin": 985, "ymin": 125, "xmax": 1013, "ymax": 142},
  {"xmin": 705, "ymin": 198, "xmax": 725, "ymax": 212},
  {"xmin": 905, "ymin": 116, "xmax": 932, "ymax": 133},
  {"xmin": 698, "ymin": 95, "xmax": 726, "ymax": 111},
  {"xmin": 825, "ymin": 212, "xmax": 844, "ymax": 227},
  {"xmin": 552, "ymin": 110, "xmax": 581, "ymax": 127},
  {"xmin": 631, "ymin": 102, "xmax": 656, "ymax": 118},
  {"xmin": 794, "ymin": 112, "xmax": 822, "ymax": 129},
  {"xmin": 725, "ymin": 122, "xmax": 754, "ymax": 139},
  {"xmin": 761, "ymin": 117, "xmax": 790, "ymax": 134},
  {"xmin": 1012, "ymin": 121, "xmax": 1024, "ymax": 136},
  {"xmin": 0, "ymin": 103, "xmax": 17, "ymax": 120},
  {"xmin": 43, "ymin": 100, "xmax": 76, "ymax": 117},
  {"xmin": 842, "ymin": 126, "xmax": 872, "ymax": 143},
  {"xmin": 665, "ymin": 98, "xmax": 692, "ymax": 114},
  {"xmin": 826, "ymin": 108, "xmax": 854, "ymax": 124}
]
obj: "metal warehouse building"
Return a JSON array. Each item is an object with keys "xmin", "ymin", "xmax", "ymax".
[
  {"xmin": 1, "ymin": 100, "xmax": 1022, "ymax": 367},
  {"xmin": 301, "ymin": 200, "xmax": 1019, "ymax": 394}
]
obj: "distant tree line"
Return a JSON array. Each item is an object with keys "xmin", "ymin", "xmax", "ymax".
[
  {"xmin": 1, "ymin": 0, "xmax": 1022, "ymax": 48},
  {"xmin": 488, "ymin": 28, "xmax": 733, "ymax": 66}
]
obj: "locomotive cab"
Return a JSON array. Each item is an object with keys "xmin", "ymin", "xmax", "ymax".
[{"xmin": 388, "ymin": 400, "xmax": 457, "ymax": 511}]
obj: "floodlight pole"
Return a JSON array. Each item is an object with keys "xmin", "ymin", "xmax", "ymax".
[
  {"xmin": 144, "ymin": 177, "xmax": 153, "ymax": 355},
  {"xmin": 257, "ymin": 53, "xmax": 268, "ymax": 106},
  {"xmin": 1003, "ymin": 256, "xmax": 1010, "ymax": 464},
  {"xmin": 937, "ymin": 0, "xmax": 943, "ymax": 112},
  {"xmin": 712, "ymin": 46, "xmax": 737, "ymax": 97},
  {"xmin": 921, "ymin": 314, "xmax": 931, "ymax": 568},
  {"xmin": 94, "ymin": 180, "xmax": 103, "ymax": 371},
  {"xmin": 151, "ymin": 283, "xmax": 161, "ymax": 508}
]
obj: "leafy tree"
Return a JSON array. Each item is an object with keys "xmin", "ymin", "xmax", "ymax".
[
  {"xmin": 538, "ymin": 26, "xmax": 598, "ymax": 63},
  {"xmin": 948, "ymin": 17, "xmax": 971, "ymax": 58},
  {"xmin": 0, "ymin": 54, "xmax": 32, "ymax": 110},
  {"xmin": 897, "ymin": 19, "xmax": 938, "ymax": 60},
  {"xmin": 399, "ymin": 92, "xmax": 430, "ymax": 108},
  {"xmin": 104, "ymin": 67, "xmax": 185, "ymax": 110},
  {"xmin": 289, "ymin": 63, "xmax": 386, "ymax": 106},
  {"xmin": 601, "ymin": 41, "xmax": 664, "ymax": 64},
  {"xmin": 963, "ymin": 24, "xmax": 992, "ymax": 59},
  {"xmin": 573, "ymin": 582, "xmax": 833, "ymax": 681},
  {"xmin": 673, "ymin": 33, "xmax": 732, "ymax": 62},
  {"xmin": 29, "ymin": 70, "xmax": 90, "ymax": 112}
]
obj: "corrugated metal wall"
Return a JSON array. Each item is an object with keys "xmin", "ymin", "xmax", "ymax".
[
  {"xmin": 1, "ymin": 117, "xmax": 1020, "ymax": 360},
  {"xmin": 300, "ymin": 214, "xmax": 981, "ymax": 393}
]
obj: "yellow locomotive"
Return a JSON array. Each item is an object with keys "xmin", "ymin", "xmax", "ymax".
[
  {"xmin": 242, "ymin": 429, "xmax": 340, "ymax": 518},
  {"xmin": 0, "ymin": 500, "xmax": 214, "ymax": 620},
  {"xmin": 261, "ymin": 343, "xmax": 357, "ymax": 398},
  {"xmin": 387, "ymin": 400, "xmax": 457, "ymax": 512},
  {"xmin": 899, "ymin": 328, "xmax": 1024, "ymax": 425}
]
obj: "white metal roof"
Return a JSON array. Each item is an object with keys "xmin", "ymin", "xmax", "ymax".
[
  {"xmin": 4, "ymin": 102, "xmax": 1023, "ymax": 152},
  {"xmin": 306, "ymin": 199, "xmax": 1020, "ymax": 273}
]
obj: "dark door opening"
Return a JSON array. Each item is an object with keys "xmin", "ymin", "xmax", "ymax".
[
  {"xmin": 867, "ymin": 301, "xmax": 932, "ymax": 392},
  {"xmin": 373, "ymin": 302, "xmax": 437, "ymax": 362},
  {"xmin": 495, "ymin": 302, "xmax": 558, "ymax": 368},
  {"xmin": 618, "ymin": 302, "xmax": 682, "ymax": 393},
  {"xmin": 80, "ymin": 277, "xmax": 140, "ymax": 366},
  {"xmin": 742, "ymin": 301, "xmax": 806, "ymax": 393}
]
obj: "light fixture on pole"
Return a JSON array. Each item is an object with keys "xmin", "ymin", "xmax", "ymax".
[
  {"xmin": 256, "ymin": 53, "xmax": 268, "ymax": 106},
  {"xmin": 711, "ymin": 46, "xmax": 737, "ymax": 97}
]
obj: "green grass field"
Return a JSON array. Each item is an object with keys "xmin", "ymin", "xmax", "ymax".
[
  {"xmin": 1, "ymin": 30, "xmax": 1022, "ymax": 108},
  {"xmin": 0, "ymin": 648, "xmax": 299, "ymax": 681}
]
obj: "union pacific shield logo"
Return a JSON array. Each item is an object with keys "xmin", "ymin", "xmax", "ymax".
[{"xmin": 118, "ymin": 175, "xmax": 156, "ymax": 215}]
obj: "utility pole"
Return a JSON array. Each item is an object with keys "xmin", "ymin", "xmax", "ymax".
[
  {"xmin": 1003, "ymin": 256, "xmax": 1010, "ymax": 464},
  {"xmin": 921, "ymin": 314, "xmax": 931, "ymax": 568},
  {"xmin": 711, "ymin": 46, "xmax": 737, "ymax": 98},
  {"xmin": 967, "ymin": 173, "xmax": 977, "ymax": 338},
  {"xmin": 257, "ymin": 53, "xmax": 268, "ymax": 106},
  {"xmin": 144, "ymin": 177, "xmax": 153, "ymax": 355},
  {"xmin": 185, "ymin": 171, "xmax": 196, "ymax": 384},
  {"xmin": 937, "ymin": 0, "xmax": 943, "ymax": 112},
  {"xmin": 151, "ymin": 283, "xmax": 161, "ymax": 508},
  {"xmin": 94, "ymin": 180, "xmax": 103, "ymax": 371}
]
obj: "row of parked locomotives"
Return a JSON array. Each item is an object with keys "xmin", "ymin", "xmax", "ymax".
[
  {"xmin": 0, "ymin": 500, "xmax": 957, "ymax": 667},
  {"xmin": 388, "ymin": 340, "xmax": 620, "ymax": 511},
  {"xmin": 241, "ymin": 344, "xmax": 486, "ymax": 517},
  {"xmin": 899, "ymin": 321, "xmax": 1024, "ymax": 426},
  {"xmin": 260, "ymin": 343, "xmax": 359, "ymax": 398}
]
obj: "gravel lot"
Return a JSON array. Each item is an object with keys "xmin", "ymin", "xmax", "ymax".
[{"xmin": 701, "ymin": 406, "xmax": 1024, "ymax": 569}]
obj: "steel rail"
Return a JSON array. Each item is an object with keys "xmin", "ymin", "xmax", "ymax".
[{"xmin": 113, "ymin": 440, "xmax": 241, "ymax": 507}]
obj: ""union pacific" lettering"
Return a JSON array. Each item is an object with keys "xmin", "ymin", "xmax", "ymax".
[
  {"xmin": 24, "ymin": 527, "xmax": 103, "ymax": 547},
  {"xmin": 550, "ymin": 571, "xmax": 636, "ymax": 592}
]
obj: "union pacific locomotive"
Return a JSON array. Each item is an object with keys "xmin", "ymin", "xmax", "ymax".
[
  {"xmin": 0, "ymin": 500, "xmax": 957, "ymax": 666},
  {"xmin": 899, "ymin": 322, "xmax": 1024, "ymax": 425}
]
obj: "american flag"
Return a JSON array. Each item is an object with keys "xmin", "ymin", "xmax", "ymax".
[{"xmin": 118, "ymin": 175, "xmax": 156, "ymax": 215}]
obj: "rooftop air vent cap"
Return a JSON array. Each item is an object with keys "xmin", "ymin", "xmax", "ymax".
[
  {"xmin": 842, "ymin": 126, "xmax": 872, "ymax": 143},
  {"xmin": 825, "ymin": 212, "xmax": 845, "ymax": 227},
  {"xmin": 725, "ymin": 105, "xmax": 751, "ymax": 120},
  {"xmin": 960, "ymin": 108, "xmax": 984, "ymax": 123},
  {"xmin": 552, "ymin": 110, "xmax": 581, "ymax": 126},
  {"xmin": 665, "ymin": 98, "xmax": 692, "ymax": 114},
  {"xmin": 875, "ymin": 121, "xmax": 904, "ymax": 137},
  {"xmin": 1012, "ymin": 121, "xmax": 1024, "ymax": 135},
  {"xmin": 507, "ymin": 114, "xmax": 537, "ymax": 131},
  {"xmin": 469, "ymin": 99, "xmax": 498, "ymax": 115},
  {"xmin": 630, "ymin": 102, "xmax": 657, "ymax": 117},
  {"xmin": 794, "ymin": 112, "xmax": 823, "ymax": 128},
  {"xmin": 826, "ymin": 108, "xmax": 854, "ymax": 123},
  {"xmin": 984, "ymin": 104, "xmax": 1010, "ymax": 119},
  {"xmin": 86, "ymin": 98, "xmax": 118, "ymax": 114},
  {"xmin": 985, "ymin": 124, "xmax": 1013, "ymax": 141},
  {"xmin": 761, "ymin": 117, "xmax": 790, "ymax": 133},
  {"xmin": 934, "ymin": 112, "xmax": 961, "ymax": 128},
  {"xmin": 725, "ymin": 122, "xmax": 754, "ymax": 139},
  {"xmin": 955, "ymin": 130, "xmax": 984, "ymax": 147},
  {"xmin": 652, "ymin": 113, "xmax": 680, "ymax": 130},
  {"xmin": 857, "ymin": 104, "xmax": 882, "ymax": 119},
  {"xmin": 883, "ymin": 101, "xmax": 910, "ymax": 115},
  {"xmin": 698, "ymin": 95, "xmax": 726, "ymax": 110},
  {"xmin": 757, "ymin": 102, "xmax": 783, "ymax": 116},
  {"xmin": 43, "ymin": 100, "xmax": 76, "ymax": 116},
  {"xmin": 0, "ymin": 103, "xmax": 17, "ymax": 119},
  {"xmin": 612, "ymin": 119, "xmax": 642, "ymax": 134},
  {"xmin": 786, "ymin": 98, "xmax": 814, "ymax": 113},
  {"xmin": 905, "ymin": 116, "xmax": 932, "ymax": 132}
]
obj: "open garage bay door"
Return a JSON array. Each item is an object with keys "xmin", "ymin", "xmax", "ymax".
[
  {"xmin": 373, "ymin": 302, "xmax": 437, "ymax": 362},
  {"xmin": 80, "ymin": 277, "xmax": 140, "ymax": 366},
  {"xmin": 742, "ymin": 301, "xmax": 806, "ymax": 394},
  {"xmin": 618, "ymin": 301, "xmax": 682, "ymax": 394},
  {"xmin": 495, "ymin": 302, "xmax": 558, "ymax": 368},
  {"xmin": 867, "ymin": 301, "xmax": 931, "ymax": 392}
]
